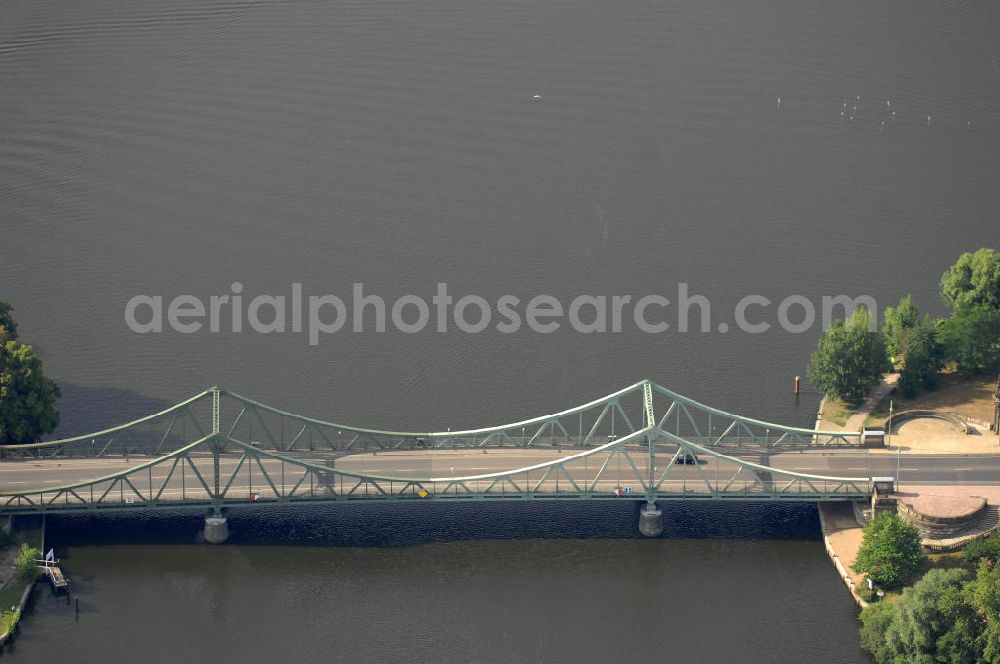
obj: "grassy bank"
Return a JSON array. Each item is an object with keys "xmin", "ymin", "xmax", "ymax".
[
  {"xmin": 864, "ymin": 372, "xmax": 997, "ymax": 427},
  {"xmin": 0, "ymin": 524, "xmax": 44, "ymax": 641},
  {"xmin": 0, "ymin": 578, "xmax": 30, "ymax": 636},
  {"xmin": 819, "ymin": 372, "xmax": 996, "ymax": 431},
  {"xmin": 818, "ymin": 396, "xmax": 855, "ymax": 429}
]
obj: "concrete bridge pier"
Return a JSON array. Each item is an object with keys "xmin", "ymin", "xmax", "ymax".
[
  {"xmin": 203, "ymin": 508, "xmax": 229, "ymax": 544},
  {"xmin": 638, "ymin": 501, "xmax": 663, "ymax": 538}
]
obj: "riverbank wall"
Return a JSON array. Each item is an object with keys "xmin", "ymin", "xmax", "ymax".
[
  {"xmin": 817, "ymin": 503, "xmax": 867, "ymax": 608},
  {"xmin": 815, "ymin": 394, "xmax": 869, "ymax": 608}
]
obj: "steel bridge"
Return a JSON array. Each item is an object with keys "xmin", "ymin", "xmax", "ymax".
[{"xmin": 0, "ymin": 380, "xmax": 872, "ymax": 519}]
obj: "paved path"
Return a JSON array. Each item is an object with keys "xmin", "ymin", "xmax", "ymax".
[
  {"xmin": 821, "ymin": 371, "xmax": 1000, "ymax": 454},
  {"xmin": 842, "ymin": 372, "xmax": 899, "ymax": 432},
  {"xmin": 890, "ymin": 419, "xmax": 1000, "ymax": 454}
]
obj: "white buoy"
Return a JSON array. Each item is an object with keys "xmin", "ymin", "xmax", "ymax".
[
  {"xmin": 776, "ymin": 97, "xmax": 782, "ymax": 109},
  {"xmin": 927, "ymin": 115, "xmax": 931, "ymax": 126}
]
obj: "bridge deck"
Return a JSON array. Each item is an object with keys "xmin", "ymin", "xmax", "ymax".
[
  {"xmin": 0, "ymin": 447, "xmax": 877, "ymax": 515},
  {"xmin": 0, "ymin": 382, "xmax": 884, "ymax": 515}
]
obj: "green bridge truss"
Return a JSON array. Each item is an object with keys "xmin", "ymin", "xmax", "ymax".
[{"xmin": 0, "ymin": 381, "xmax": 871, "ymax": 514}]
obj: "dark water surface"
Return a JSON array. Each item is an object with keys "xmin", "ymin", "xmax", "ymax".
[
  {"xmin": 2, "ymin": 0, "xmax": 999, "ymax": 660},
  {"xmin": 8, "ymin": 503, "xmax": 867, "ymax": 664}
]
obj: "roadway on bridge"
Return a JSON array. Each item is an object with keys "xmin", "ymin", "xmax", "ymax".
[
  {"xmin": 0, "ymin": 449, "xmax": 996, "ymax": 502},
  {"xmin": 333, "ymin": 450, "xmax": 1000, "ymax": 485},
  {"xmin": 769, "ymin": 452, "xmax": 1000, "ymax": 485}
]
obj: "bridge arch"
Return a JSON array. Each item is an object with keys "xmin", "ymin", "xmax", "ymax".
[
  {"xmin": 0, "ymin": 379, "xmax": 861, "ymax": 459},
  {"xmin": 0, "ymin": 381, "xmax": 871, "ymax": 514}
]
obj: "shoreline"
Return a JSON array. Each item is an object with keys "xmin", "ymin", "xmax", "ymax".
[
  {"xmin": 817, "ymin": 503, "xmax": 868, "ymax": 608},
  {"xmin": 0, "ymin": 578, "xmax": 37, "ymax": 646},
  {"xmin": 0, "ymin": 516, "xmax": 46, "ymax": 648},
  {"xmin": 814, "ymin": 393, "xmax": 869, "ymax": 609},
  {"xmin": 814, "ymin": 394, "xmax": 827, "ymax": 432}
]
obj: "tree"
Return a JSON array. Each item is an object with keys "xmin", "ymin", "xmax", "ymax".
[
  {"xmin": 808, "ymin": 307, "xmax": 891, "ymax": 404},
  {"xmin": 941, "ymin": 247, "xmax": 1000, "ymax": 312},
  {"xmin": 936, "ymin": 580, "xmax": 982, "ymax": 664},
  {"xmin": 883, "ymin": 295, "xmax": 921, "ymax": 359},
  {"xmin": 966, "ymin": 560, "xmax": 1000, "ymax": 663},
  {"xmin": 964, "ymin": 530, "xmax": 1000, "ymax": 565},
  {"xmin": 0, "ymin": 313, "xmax": 61, "ymax": 444},
  {"xmin": 937, "ymin": 305, "xmax": 1000, "ymax": 376},
  {"xmin": 853, "ymin": 511, "xmax": 925, "ymax": 590},
  {"xmin": 898, "ymin": 319, "xmax": 944, "ymax": 398},
  {"xmin": 890, "ymin": 569, "xmax": 977, "ymax": 663},
  {"xmin": 0, "ymin": 299, "xmax": 16, "ymax": 339},
  {"xmin": 14, "ymin": 543, "xmax": 40, "ymax": 581},
  {"xmin": 860, "ymin": 568, "xmax": 980, "ymax": 664},
  {"xmin": 859, "ymin": 600, "xmax": 898, "ymax": 663}
]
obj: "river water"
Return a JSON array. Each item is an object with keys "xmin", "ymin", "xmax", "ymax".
[
  {"xmin": 2, "ymin": 0, "xmax": 999, "ymax": 661},
  {"xmin": 14, "ymin": 502, "xmax": 867, "ymax": 664}
]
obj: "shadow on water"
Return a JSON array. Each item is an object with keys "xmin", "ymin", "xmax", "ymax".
[
  {"xmin": 45, "ymin": 383, "xmax": 173, "ymax": 439},
  {"xmin": 43, "ymin": 500, "xmax": 823, "ymax": 548}
]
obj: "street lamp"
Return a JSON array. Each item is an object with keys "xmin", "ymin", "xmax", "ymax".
[{"xmin": 885, "ymin": 399, "xmax": 892, "ymax": 446}]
